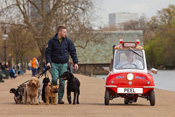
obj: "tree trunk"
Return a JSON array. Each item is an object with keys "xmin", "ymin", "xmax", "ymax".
[
  {"xmin": 16, "ymin": 53, "xmax": 19, "ymax": 65},
  {"xmin": 21, "ymin": 56, "xmax": 24, "ymax": 73},
  {"xmin": 39, "ymin": 45, "xmax": 46, "ymax": 73}
]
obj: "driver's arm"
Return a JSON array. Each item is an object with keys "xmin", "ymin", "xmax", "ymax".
[{"xmin": 117, "ymin": 60, "xmax": 126, "ymax": 68}]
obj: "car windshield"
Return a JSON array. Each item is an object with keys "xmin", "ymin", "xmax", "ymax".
[{"xmin": 114, "ymin": 50, "xmax": 144, "ymax": 70}]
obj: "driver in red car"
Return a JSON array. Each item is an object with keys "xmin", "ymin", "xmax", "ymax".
[{"xmin": 118, "ymin": 51, "xmax": 143, "ymax": 69}]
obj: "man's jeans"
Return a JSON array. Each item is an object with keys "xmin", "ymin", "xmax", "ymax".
[{"xmin": 51, "ymin": 63, "xmax": 67, "ymax": 100}]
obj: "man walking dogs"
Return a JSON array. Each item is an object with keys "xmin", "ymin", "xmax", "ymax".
[{"xmin": 45, "ymin": 26, "xmax": 78, "ymax": 104}]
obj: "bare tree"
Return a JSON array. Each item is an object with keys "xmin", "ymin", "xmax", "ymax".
[
  {"xmin": 0, "ymin": 0, "xmax": 101, "ymax": 71},
  {"xmin": 123, "ymin": 14, "xmax": 148, "ymax": 32},
  {"xmin": 0, "ymin": 28, "xmax": 3, "ymax": 62},
  {"xmin": 7, "ymin": 24, "xmax": 39, "ymax": 71},
  {"xmin": 144, "ymin": 4, "xmax": 175, "ymax": 68}
]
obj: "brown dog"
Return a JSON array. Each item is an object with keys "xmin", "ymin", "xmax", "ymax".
[
  {"xmin": 24, "ymin": 78, "xmax": 40, "ymax": 105},
  {"xmin": 45, "ymin": 83, "xmax": 59, "ymax": 105}
]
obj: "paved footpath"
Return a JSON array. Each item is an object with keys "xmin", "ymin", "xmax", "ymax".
[{"xmin": 0, "ymin": 71, "xmax": 175, "ymax": 117}]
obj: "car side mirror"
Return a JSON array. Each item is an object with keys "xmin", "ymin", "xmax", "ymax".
[
  {"xmin": 151, "ymin": 68, "xmax": 158, "ymax": 74},
  {"xmin": 103, "ymin": 67, "xmax": 110, "ymax": 72}
]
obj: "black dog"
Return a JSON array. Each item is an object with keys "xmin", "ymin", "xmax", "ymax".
[
  {"xmin": 60, "ymin": 72, "xmax": 80, "ymax": 104},
  {"xmin": 42, "ymin": 77, "xmax": 50, "ymax": 103}
]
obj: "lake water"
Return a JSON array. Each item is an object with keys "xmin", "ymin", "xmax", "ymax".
[{"xmin": 94, "ymin": 70, "xmax": 175, "ymax": 92}]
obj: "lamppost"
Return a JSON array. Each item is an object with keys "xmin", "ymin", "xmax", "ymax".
[{"xmin": 3, "ymin": 30, "xmax": 8, "ymax": 64}]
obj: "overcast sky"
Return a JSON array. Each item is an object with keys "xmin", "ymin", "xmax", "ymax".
[{"xmin": 94, "ymin": 0, "xmax": 175, "ymax": 27}]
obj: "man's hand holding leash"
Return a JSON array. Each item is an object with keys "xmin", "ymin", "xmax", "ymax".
[
  {"xmin": 74, "ymin": 64, "xmax": 78, "ymax": 70},
  {"xmin": 46, "ymin": 63, "xmax": 51, "ymax": 69}
]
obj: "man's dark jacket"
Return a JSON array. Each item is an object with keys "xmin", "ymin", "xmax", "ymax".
[{"xmin": 45, "ymin": 33, "xmax": 78, "ymax": 64}]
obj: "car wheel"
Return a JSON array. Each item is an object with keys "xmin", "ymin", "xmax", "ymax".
[
  {"xmin": 124, "ymin": 98, "xmax": 129, "ymax": 104},
  {"xmin": 134, "ymin": 97, "xmax": 138, "ymax": 102},
  {"xmin": 105, "ymin": 90, "xmax": 110, "ymax": 105},
  {"xmin": 150, "ymin": 90, "xmax": 155, "ymax": 106}
]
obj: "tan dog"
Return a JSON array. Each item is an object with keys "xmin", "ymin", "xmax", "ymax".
[
  {"xmin": 45, "ymin": 83, "xmax": 59, "ymax": 105},
  {"xmin": 24, "ymin": 78, "xmax": 40, "ymax": 105}
]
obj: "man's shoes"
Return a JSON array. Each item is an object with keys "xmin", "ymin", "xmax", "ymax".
[{"xmin": 58, "ymin": 99, "xmax": 64, "ymax": 104}]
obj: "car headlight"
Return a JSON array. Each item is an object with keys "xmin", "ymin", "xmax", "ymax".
[
  {"xmin": 127, "ymin": 73, "xmax": 134, "ymax": 81},
  {"xmin": 147, "ymin": 81, "xmax": 150, "ymax": 85},
  {"xmin": 111, "ymin": 81, "xmax": 114, "ymax": 84}
]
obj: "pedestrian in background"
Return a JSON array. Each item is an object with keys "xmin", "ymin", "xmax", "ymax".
[
  {"xmin": 45, "ymin": 25, "xmax": 78, "ymax": 104},
  {"xmin": 30, "ymin": 57, "xmax": 39, "ymax": 76},
  {"xmin": 0, "ymin": 62, "xmax": 5, "ymax": 70},
  {"xmin": 4, "ymin": 62, "xmax": 9, "ymax": 71},
  {"xmin": 9, "ymin": 68, "xmax": 16, "ymax": 79},
  {"xmin": 36, "ymin": 59, "xmax": 40, "ymax": 75},
  {"xmin": 28, "ymin": 62, "xmax": 32, "ymax": 70},
  {"xmin": 17, "ymin": 63, "xmax": 23, "ymax": 75}
]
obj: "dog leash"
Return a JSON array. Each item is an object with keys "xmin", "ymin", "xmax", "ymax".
[
  {"xmin": 37, "ymin": 66, "xmax": 50, "ymax": 79},
  {"xmin": 18, "ymin": 80, "xmax": 30, "ymax": 88},
  {"xmin": 17, "ymin": 66, "xmax": 51, "ymax": 88}
]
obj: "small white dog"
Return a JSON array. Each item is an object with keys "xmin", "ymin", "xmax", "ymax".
[{"xmin": 38, "ymin": 79, "xmax": 43, "ymax": 103}]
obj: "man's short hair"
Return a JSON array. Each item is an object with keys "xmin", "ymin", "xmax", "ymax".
[{"xmin": 57, "ymin": 26, "xmax": 66, "ymax": 32}]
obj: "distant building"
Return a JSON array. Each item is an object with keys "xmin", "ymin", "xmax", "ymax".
[{"xmin": 109, "ymin": 12, "xmax": 138, "ymax": 30}]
